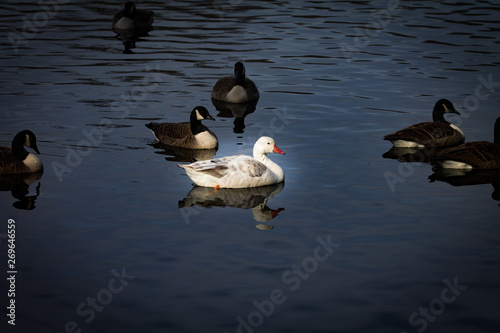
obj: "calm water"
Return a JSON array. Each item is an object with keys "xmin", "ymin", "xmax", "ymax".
[{"xmin": 1, "ymin": 1, "xmax": 500, "ymax": 332}]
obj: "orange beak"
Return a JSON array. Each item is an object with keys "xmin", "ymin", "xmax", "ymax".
[
  {"xmin": 273, "ymin": 144, "xmax": 285, "ymax": 155},
  {"xmin": 271, "ymin": 208, "xmax": 285, "ymax": 218}
]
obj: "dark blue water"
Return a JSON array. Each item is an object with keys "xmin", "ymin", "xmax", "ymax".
[{"xmin": 1, "ymin": 1, "xmax": 500, "ymax": 332}]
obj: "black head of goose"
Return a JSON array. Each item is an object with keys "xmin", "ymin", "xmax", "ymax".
[
  {"xmin": 145, "ymin": 106, "xmax": 218, "ymax": 149},
  {"xmin": 384, "ymin": 99, "xmax": 465, "ymax": 148},
  {"xmin": 0, "ymin": 130, "xmax": 43, "ymax": 175},
  {"xmin": 211, "ymin": 62, "xmax": 260, "ymax": 104},
  {"xmin": 112, "ymin": 1, "xmax": 154, "ymax": 31},
  {"xmin": 433, "ymin": 117, "xmax": 500, "ymax": 170}
]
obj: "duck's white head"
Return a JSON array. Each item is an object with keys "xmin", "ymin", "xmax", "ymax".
[{"xmin": 253, "ymin": 136, "xmax": 285, "ymax": 157}]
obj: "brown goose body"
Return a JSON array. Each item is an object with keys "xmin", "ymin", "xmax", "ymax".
[
  {"xmin": 0, "ymin": 130, "xmax": 43, "ymax": 175},
  {"xmin": 384, "ymin": 121, "xmax": 464, "ymax": 148},
  {"xmin": 384, "ymin": 99, "xmax": 464, "ymax": 148},
  {"xmin": 145, "ymin": 106, "xmax": 218, "ymax": 150},
  {"xmin": 433, "ymin": 117, "xmax": 500, "ymax": 170},
  {"xmin": 211, "ymin": 62, "xmax": 259, "ymax": 104},
  {"xmin": 434, "ymin": 142, "xmax": 500, "ymax": 169},
  {"xmin": 146, "ymin": 122, "xmax": 218, "ymax": 149}
]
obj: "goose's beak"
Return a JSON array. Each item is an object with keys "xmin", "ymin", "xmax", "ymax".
[
  {"xmin": 273, "ymin": 145, "xmax": 285, "ymax": 155},
  {"xmin": 206, "ymin": 114, "xmax": 215, "ymax": 121},
  {"xmin": 32, "ymin": 144, "xmax": 41, "ymax": 154},
  {"xmin": 444, "ymin": 103, "xmax": 460, "ymax": 116}
]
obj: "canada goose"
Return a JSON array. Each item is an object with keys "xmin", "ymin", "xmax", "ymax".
[
  {"xmin": 145, "ymin": 106, "xmax": 218, "ymax": 149},
  {"xmin": 433, "ymin": 117, "xmax": 500, "ymax": 170},
  {"xmin": 211, "ymin": 62, "xmax": 260, "ymax": 103},
  {"xmin": 0, "ymin": 130, "xmax": 43, "ymax": 175},
  {"xmin": 112, "ymin": 1, "xmax": 154, "ymax": 31},
  {"xmin": 384, "ymin": 99, "xmax": 464, "ymax": 148},
  {"xmin": 178, "ymin": 136, "xmax": 285, "ymax": 188}
]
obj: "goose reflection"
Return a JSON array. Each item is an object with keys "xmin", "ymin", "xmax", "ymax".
[
  {"xmin": 113, "ymin": 28, "xmax": 153, "ymax": 54},
  {"xmin": 0, "ymin": 172, "xmax": 43, "ymax": 210},
  {"xmin": 211, "ymin": 98, "xmax": 257, "ymax": 133},
  {"xmin": 150, "ymin": 142, "xmax": 217, "ymax": 163},
  {"xmin": 382, "ymin": 146, "xmax": 449, "ymax": 164},
  {"xmin": 178, "ymin": 182, "xmax": 285, "ymax": 228},
  {"xmin": 429, "ymin": 168, "xmax": 500, "ymax": 205}
]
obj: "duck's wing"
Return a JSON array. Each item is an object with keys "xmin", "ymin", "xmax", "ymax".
[
  {"xmin": 146, "ymin": 122, "xmax": 192, "ymax": 141},
  {"xmin": 384, "ymin": 122, "xmax": 462, "ymax": 147},
  {"xmin": 435, "ymin": 142, "xmax": 500, "ymax": 168},
  {"xmin": 245, "ymin": 78, "xmax": 260, "ymax": 100},
  {"xmin": 180, "ymin": 155, "xmax": 267, "ymax": 178},
  {"xmin": 112, "ymin": 10, "xmax": 125, "ymax": 24},
  {"xmin": 211, "ymin": 76, "xmax": 236, "ymax": 100},
  {"xmin": 135, "ymin": 10, "xmax": 154, "ymax": 29},
  {"xmin": 0, "ymin": 148, "xmax": 28, "ymax": 174}
]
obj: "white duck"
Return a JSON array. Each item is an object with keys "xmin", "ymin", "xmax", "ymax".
[{"xmin": 178, "ymin": 136, "xmax": 285, "ymax": 188}]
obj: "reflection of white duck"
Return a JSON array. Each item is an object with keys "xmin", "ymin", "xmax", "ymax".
[
  {"xmin": 178, "ymin": 182, "xmax": 285, "ymax": 222},
  {"xmin": 178, "ymin": 136, "xmax": 285, "ymax": 188}
]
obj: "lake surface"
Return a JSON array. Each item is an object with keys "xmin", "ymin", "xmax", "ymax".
[{"xmin": 1, "ymin": 1, "xmax": 500, "ymax": 332}]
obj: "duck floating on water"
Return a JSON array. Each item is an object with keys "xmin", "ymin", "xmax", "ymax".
[
  {"xmin": 384, "ymin": 99, "xmax": 464, "ymax": 148},
  {"xmin": 178, "ymin": 136, "xmax": 285, "ymax": 188},
  {"xmin": 211, "ymin": 62, "xmax": 260, "ymax": 104},
  {"xmin": 145, "ymin": 106, "xmax": 218, "ymax": 150},
  {"xmin": 0, "ymin": 130, "xmax": 43, "ymax": 175},
  {"xmin": 433, "ymin": 117, "xmax": 500, "ymax": 170},
  {"xmin": 113, "ymin": 1, "xmax": 154, "ymax": 31}
]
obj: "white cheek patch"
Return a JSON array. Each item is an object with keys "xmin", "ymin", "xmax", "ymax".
[
  {"xmin": 195, "ymin": 109, "xmax": 204, "ymax": 120},
  {"xmin": 443, "ymin": 104, "xmax": 450, "ymax": 113},
  {"xmin": 25, "ymin": 134, "xmax": 30, "ymax": 146}
]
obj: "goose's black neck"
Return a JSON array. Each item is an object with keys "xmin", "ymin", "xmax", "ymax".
[
  {"xmin": 190, "ymin": 112, "xmax": 207, "ymax": 135},
  {"xmin": 494, "ymin": 117, "xmax": 500, "ymax": 144},
  {"xmin": 235, "ymin": 72, "xmax": 246, "ymax": 87},
  {"xmin": 124, "ymin": 2, "xmax": 136, "ymax": 18},
  {"xmin": 432, "ymin": 105, "xmax": 448, "ymax": 123},
  {"xmin": 234, "ymin": 62, "xmax": 247, "ymax": 87},
  {"xmin": 11, "ymin": 133, "xmax": 29, "ymax": 161}
]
